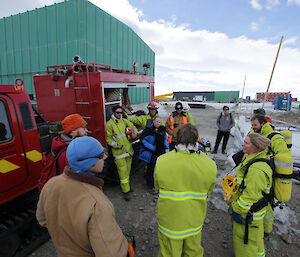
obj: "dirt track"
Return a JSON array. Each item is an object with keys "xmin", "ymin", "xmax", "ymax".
[{"xmin": 28, "ymin": 104, "xmax": 300, "ymax": 257}]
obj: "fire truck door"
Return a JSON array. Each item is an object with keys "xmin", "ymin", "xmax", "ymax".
[{"xmin": 0, "ymin": 94, "xmax": 32, "ymax": 202}]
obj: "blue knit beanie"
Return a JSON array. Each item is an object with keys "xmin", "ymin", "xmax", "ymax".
[{"xmin": 67, "ymin": 136, "xmax": 105, "ymax": 174}]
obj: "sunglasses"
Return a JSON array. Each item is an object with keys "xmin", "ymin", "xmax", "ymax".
[
  {"xmin": 115, "ymin": 111, "xmax": 123, "ymax": 114},
  {"xmin": 149, "ymin": 108, "xmax": 157, "ymax": 111},
  {"xmin": 78, "ymin": 152, "xmax": 106, "ymax": 161}
]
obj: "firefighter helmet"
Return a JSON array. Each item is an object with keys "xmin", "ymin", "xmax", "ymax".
[
  {"xmin": 147, "ymin": 101, "xmax": 158, "ymax": 110},
  {"xmin": 175, "ymin": 102, "xmax": 183, "ymax": 109}
]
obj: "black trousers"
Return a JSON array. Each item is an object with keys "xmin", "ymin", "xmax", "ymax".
[
  {"xmin": 145, "ymin": 154, "xmax": 158, "ymax": 188},
  {"xmin": 214, "ymin": 130, "xmax": 230, "ymax": 152}
]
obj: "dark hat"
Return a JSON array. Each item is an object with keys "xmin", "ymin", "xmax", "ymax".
[
  {"xmin": 175, "ymin": 102, "xmax": 183, "ymax": 109},
  {"xmin": 223, "ymin": 106, "xmax": 229, "ymax": 110},
  {"xmin": 253, "ymin": 108, "xmax": 266, "ymax": 115}
]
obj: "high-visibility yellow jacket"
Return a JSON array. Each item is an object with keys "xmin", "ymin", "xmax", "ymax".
[
  {"xmin": 129, "ymin": 113, "xmax": 164, "ymax": 128},
  {"xmin": 259, "ymin": 123, "xmax": 289, "ymax": 155},
  {"xmin": 154, "ymin": 148, "xmax": 217, "ymax": 239},
  {"xmin": 186, "ymin": 112, "xmax": 194, "ymax": 125},
  {"xmin": 106, "ymin": 117, "xmax": 137, "ymax": 160},
  {"xmin": 232, "ymin": 151, "xmax": 273, "ymax": 225}
]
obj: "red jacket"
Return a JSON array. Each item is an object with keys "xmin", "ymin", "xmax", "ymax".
[{"xmin": 51, "ymin": 135, "xmax": 69, "ymax": 174}]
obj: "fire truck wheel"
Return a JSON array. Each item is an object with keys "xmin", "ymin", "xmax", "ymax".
[{"xmin": 0, "ymin": 232, "xmax": 20, "ymax": 257}]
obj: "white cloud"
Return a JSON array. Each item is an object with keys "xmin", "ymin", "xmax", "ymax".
[
  {"xmin": 0, "ymin": 0, "xmax": 62, "ymax": 18},
  {"xmin": 284, "ymin": 37, "xmax": 298, "ymax": 45},
  {"xmin": 249, "ymin": 0, "xmax": 280, "ymax": 11},
  {"xmin": 288, "ymin": 0, "xmax": 300, "ymax": 6},
  {"xmin": 250, "ymin": 0, "xmax": 263, "ymax": 10},
  {"xmin": 92, "ymin": 0, "xmax": 300, "ymax": 98},
  {"xmin": 266, "ymin": 0, "xmax": 280, "ymax": 10},
  {"xmin": 250, "ymin": 22, "xmax": 259, "ymax": 31},
  {"xmin": 2, "ymin": 0, "xmax": 300, "ymax": 99}
]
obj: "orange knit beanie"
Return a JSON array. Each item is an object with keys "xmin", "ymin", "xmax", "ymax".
[{"xmin": 62, "ymin": 114, "xmax": 87, "ymax": 134}]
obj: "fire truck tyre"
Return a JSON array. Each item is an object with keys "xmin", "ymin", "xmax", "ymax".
[{"xmin": 0, "ymin": 232, "xmax": 20, "ymax": 257}]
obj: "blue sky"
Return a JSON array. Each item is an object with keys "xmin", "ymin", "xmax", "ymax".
[
  {"xmin": 128, "ymin": 0, "xmax": 300, "ymax": 47},
  {"xmin": 1, "ymin": 0, "xmax": 300, "ymax": 98}
]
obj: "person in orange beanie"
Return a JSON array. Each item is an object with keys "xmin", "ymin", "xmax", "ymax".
[{"xmin": 51, "ymin": 114, "xmax": 88, "ymax": 174}]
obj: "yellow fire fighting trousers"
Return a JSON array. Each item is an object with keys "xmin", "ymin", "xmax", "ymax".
[
  {"xmin": 158, "ymin": 230, "xmax": 203, "ymax": 257},
  {"xmin": 233, "ymin": 220, "xmax": 265, "ymax": 257},
  {"xmin": 115, "ymin": 156, "xmax": 132, "ymax": 193}
]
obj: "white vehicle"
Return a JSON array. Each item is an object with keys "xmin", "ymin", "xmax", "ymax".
[{"xmin": 193, "ymin": 95, "xmax": 205, "ymax": 102}]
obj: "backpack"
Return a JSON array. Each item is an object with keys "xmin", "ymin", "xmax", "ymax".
[
  {"xmin": 240, "ymin": 157, "xmax": 294, "ymax": 244},
  {"xmin": 218, "ymin": 112, "xmax": 232, "ymax": 121},
  {"xmin": 38, "ymin": 148, "xmax": 67, "ymax": 191},
  {"xmin": 267, "ymin": 130, "xmax": 292, "ymax": 151}
]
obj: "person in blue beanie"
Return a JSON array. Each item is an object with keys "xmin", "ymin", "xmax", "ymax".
[
  {"xmin": 36, "ymin": 136, "xmax": 134, "ymax": 257},
  {"xmin": 139, "ymin": 116, "xmax": 169, "ymax": 194}
]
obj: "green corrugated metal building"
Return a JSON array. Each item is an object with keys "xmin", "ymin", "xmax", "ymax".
[
  {"xmin": 173, "ymin": 91, "xmax": 239, "ymax": 102},
  {"xmin": 0, "ymin": 0, "xmax": 155, "ymax": 104}
]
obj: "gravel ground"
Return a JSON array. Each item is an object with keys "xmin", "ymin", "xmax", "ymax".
[{"xmin": 28, "ymin": 104, "xmax": 300, "ymax": 257}]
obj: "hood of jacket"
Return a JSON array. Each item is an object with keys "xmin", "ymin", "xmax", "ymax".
[
  {"xmin": 260, "ymin": 123, "xmax": 274, "ymax": 137},
  {"xmin": 51, "ymin": 135, "xmax": 70, "ymax": 155}
]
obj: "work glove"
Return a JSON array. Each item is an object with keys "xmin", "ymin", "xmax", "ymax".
[
  {"xmin": 232, "ymin": 210, "xmax": 244, "ymax": 225},
  {"xmin": 126, "ymin": 234, "xmax": 135, "ymax": 257},
  {"xmin": 127, "ymin": 243, "xmax": 135, "ymax": 257}
]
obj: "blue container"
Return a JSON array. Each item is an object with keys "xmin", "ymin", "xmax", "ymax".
[{"xmin": 273, "ymin": 96, "xmax": 292, "ymax": 111}]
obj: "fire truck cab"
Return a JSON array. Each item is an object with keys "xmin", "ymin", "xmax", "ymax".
[{"xmin": 0, "ymin": 79, "xmax": 42, "ymax": 206}]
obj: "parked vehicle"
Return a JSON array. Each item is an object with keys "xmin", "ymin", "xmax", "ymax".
[{"xmin": 193, "ymin": 95, "xmax": 205, "ymax": 102}]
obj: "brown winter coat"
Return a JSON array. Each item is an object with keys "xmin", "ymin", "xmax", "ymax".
[
  {"xmin": 165, "ymin": 111, "xmax": 190, "ymax": 142},
  {"xmin": 36, "ymin": 167, "xmax": 128, "ymax": 257}
]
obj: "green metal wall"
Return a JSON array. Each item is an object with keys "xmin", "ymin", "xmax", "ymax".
[
  {"xmin": 129, "ymin": 87, "xmax": 150, "ymax": 105},
  {"xmin": 0, "ymin": 0, "xmax": 155, "ymax": 104},
  {"xmin": 215, "ymin": 91, "xmax": 239, "ymax": 102}
]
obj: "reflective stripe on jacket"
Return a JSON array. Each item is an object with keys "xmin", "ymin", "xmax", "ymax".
[
  {"xmin": 154, "ymin": 149, "xmax": 217, "ymax": 239},
  {"xmin": 106, "ymin": 118, "xmax": 137, "ymax": 159}
]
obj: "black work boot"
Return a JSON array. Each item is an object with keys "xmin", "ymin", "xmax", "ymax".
[{"xmin": 123, "ymin": 192, "xmax": 131, "ymax": 201}]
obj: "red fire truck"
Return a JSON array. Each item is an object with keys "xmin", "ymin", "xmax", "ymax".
[{"xmin": 0, "ymin": 60, "xmax": 154, "ymax": 257}]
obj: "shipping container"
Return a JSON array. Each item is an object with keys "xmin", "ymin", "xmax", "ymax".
[
  {"xmin": 273, "ymin": 96, "xmax": 292, "ymax": 111},
  {"xmin": 256, "ymin": 92, "xmax": 290, "ymax": 102},
  {"xmin": 0, "ymin": 0, "xmax": 155, "ymax": 104}
]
